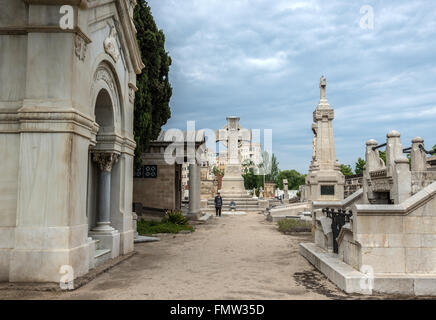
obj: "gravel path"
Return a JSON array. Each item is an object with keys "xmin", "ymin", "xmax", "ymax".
[{"xmin": 0, "ymin": 213, "xmax": 353, "ymax": 300}]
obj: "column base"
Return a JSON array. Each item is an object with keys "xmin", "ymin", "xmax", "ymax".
[
  {"xmin": 186, "ymin": 210, "xmax": 202, "ymax": 220},
  {"xmin": 91, "ymin": 222, "xmax": 115, "ymax": 232}
]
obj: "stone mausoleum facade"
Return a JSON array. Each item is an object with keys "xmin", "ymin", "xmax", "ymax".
[{"xmin": 0, "ymin": 0, "xmax": 143, "ymax": 283}]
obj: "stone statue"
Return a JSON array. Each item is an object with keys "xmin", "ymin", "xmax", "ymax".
[
  {"xmin": 104, "ymin": 25, "xmax": 120, "ymax": 63},
  {"xmin": 320, "ymin": 75, "xmax": 326, "ymax": 99},
  {"xmin": 312, "ymin": 126, "xmax": 318, "ymax": 160}
]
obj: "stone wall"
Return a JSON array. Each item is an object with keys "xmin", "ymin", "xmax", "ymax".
[
  {"xmin": 133, "ymin": 164, "xmax": 181, "ymax": 211},
  {"xmin": 350, "ymin": 182, "xmax": 436, "ymax": 274}
]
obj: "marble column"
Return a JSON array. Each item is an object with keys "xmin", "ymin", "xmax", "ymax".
[
  {"xmin": 187, "ymin": 163, "xmax": 201, "ymax": 219},
  {"xmin": 92, "ymin": 152, "xmax": 119, "ymax": 232}
]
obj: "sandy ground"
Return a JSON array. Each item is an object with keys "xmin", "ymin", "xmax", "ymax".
[{"xmin": 0, "ymin": 213, "xmax": 364, "ymax": 300}]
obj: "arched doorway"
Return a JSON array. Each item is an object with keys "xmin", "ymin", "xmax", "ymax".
[
  {"xmin": 87, "ymin": 89, "xmax": 116, "ymax": 231},
  {"xmin": 87, "ymin": 83, "xmax": 121, "ymax": 262}
]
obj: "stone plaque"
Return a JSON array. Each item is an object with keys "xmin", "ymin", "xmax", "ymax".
[
  {"xmin": 321, "ymin": 185, "xmax": 335, "ymax": 196},
  {"xmin": 143, "ymin": 165, "xmax": 157, "ymax": 178}
]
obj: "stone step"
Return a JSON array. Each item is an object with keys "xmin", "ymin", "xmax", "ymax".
[
  {"xmin": 207, "ymin": 204, "xmax": 260, "ymax": 208},
  {"xmin": 94, "ymin": 248, "xmax": 112, "ymax": 268},
  {"xmin": 207, "ymin": 199, "xmax": 258, "ymax": 204},
  {"xmin": 134, "ymin": 236, "xmax": 160, "ymax": 243},
  {"xmin": 94, "ymin": 239, "xmax": 102, "ymax": 250},
  {"xmin": 202, "ymin": 207, "xmax": 265, "ymax": 213},
  {"xmin": 94, "ymin": 248, "xmax": 111, "ymax": 258}
]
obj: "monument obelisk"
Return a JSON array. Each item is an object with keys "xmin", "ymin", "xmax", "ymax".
[{"xmin": 305, "ymin": 76, "xmax": 344, "ymax": 201}]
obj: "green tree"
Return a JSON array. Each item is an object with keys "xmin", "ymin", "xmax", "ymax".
[
  {"xmin": 379, "ymin": 150, "xmax": 386, "ymax": 163},
  {"xmin": 277, "ymin": 170, "xmax": 306, "ymax": 190},
  {"xmin": 263, "ymin": 152, "xmax": 279, "ymax": 184},
  {"xmin": 340, "ymin": 164, "xmax": 354, "ymax": 176},
  {"xmin": 133, "ymin": 1, "xmax": 172, "ymax": 169},
  {"xmin": 212, "ymin": 166, "xmax": 224, "ymax": 177},
  {"xmin": 432, "ymin": 144, "xmax": 436, "ymax": 154},
  {"xmin": 241, "ymin": 159, "xmax": 254, "ymax": 174},
  {"xmin": 355, "ymin": 157, "xmax": 366, "ymax": 175}
]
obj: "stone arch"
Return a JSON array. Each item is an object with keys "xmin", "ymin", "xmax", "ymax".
[
  {"xmin": 87, "ymin": 61, "xmax": 125, "ymax": 234},
  {"xmin": 90, "ymin": 60, "xmax": 124, "ymax": 137}
]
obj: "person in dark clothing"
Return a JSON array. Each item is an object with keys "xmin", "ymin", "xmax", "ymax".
[{"xmin": 214, "ymin": 192, "xmax": 223, "ymax": 217}]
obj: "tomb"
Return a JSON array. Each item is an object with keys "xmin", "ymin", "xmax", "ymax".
[{"xmin": 0, "ymin": 0, "xmax": 143, "ymax": 283}]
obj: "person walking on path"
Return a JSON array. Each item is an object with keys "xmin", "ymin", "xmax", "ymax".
[{"xmin": 214, "ymin": 192, "xmax": 223, "ymax": 217}]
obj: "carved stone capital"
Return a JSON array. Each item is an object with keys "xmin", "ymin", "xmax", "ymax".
[{"xmin": 92, "ymin": 152, "xmax": 119, "ymax": 172}]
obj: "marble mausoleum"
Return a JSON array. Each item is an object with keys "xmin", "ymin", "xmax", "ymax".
[{"xmin": 0, "ymin": 0, "xmax": 143, "ymax": 283}]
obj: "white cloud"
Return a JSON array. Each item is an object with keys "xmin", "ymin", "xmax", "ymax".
[
  {"xmin": 147, "ymin": 0, "xmax": 436, "ymax": 172},
  {"xmin": 244, "ymin": 51, "xmax": 288, "ymax": 70}
]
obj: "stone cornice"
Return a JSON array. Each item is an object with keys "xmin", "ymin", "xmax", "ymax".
[
  {"xmin": 0, "ymin": 109, "xmax": 135, "ymax": 153},
  {"xmin": 114, "ymin": 0, "xmax": 145, "ymax": 74},
  {"xmin": 13, "ymin": 1, "xmax": 144, "ymax": 74},
  {"xmin": 23, "ymin": 0, "xmax": 87, "ymax": 6},
  {"xmin": 0, "ymin": 26, "xmax": 92, "ymax": 44}
]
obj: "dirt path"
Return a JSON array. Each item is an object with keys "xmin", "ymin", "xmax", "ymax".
[{"xmin": 0, "ymin": 213, "xmax": 353, "ymax": 300}]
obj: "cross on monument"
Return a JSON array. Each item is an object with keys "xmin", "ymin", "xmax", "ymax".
[
  {"xmin": 216, "ymin": 117, "xmax": 251, "ymax": 165},
  {"xmin": 320, "ymin": 75, "xmax": 327, "ymax": 100},
  {"xmin": 215, "ymin": 117, "xmax": 251, "ymax": 196}
]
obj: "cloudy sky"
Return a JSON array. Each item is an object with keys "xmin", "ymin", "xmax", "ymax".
[{"xmin": 146, "ymin": 0, "xmax": 436, "ymax": 172}]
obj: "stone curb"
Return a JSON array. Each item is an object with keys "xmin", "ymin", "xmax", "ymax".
[{"xmin": 0, "ymin": 251, "xmax": 137, "ymax": 292}]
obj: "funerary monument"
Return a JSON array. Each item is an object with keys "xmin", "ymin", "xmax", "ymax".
[
  {"xmin": 0, "ymin": 0, "xmax": 143, "ymax": 283},
  {"xmin": 301, "ymin": 131, "xmax": 436, "ymax": 295},
  {"xmin": 203, "ymin": 117, "xmax": 267, "ymax": 213},
  {"xmin": 267, "ymin": 77, "xmax": 345, "ymax": 222}
]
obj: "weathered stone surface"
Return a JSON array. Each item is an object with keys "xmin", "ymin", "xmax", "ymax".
[{"xmin": 0, "ymin": 0, "xmax": 142, "ymax": 283}]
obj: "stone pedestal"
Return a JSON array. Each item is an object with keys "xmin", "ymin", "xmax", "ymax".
[{"xmin": 220, "ymin": 164, "xmax": 247, "ymax": 197}]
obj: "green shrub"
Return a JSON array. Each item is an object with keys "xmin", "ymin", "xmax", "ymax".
[
  {"xmin": 137, "ymin": 218, "xmax": 194, "ymax": 236},
  {"xmin": 162, "ymin": 210, "xmax": 188, "ymax": 225},
  {"xmin": 278, "ymin": 219, "xmax": 312, "ymax": 233}
]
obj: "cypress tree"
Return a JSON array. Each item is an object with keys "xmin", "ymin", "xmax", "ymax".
[{"xmin": 133, "ymin": 1, "xmax": 172, "ymax": 168}]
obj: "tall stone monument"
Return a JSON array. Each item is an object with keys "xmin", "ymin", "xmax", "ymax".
[
  {"xmin": 216, "ymin": 117, "xmax": 251, "ymax": 197},
  {"xmin": 305, "ymin": 76, "xmax": 344, "ymax": 202}
]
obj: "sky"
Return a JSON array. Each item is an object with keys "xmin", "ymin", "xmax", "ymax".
[{"xmin": 146, "ymin": 0, "xmax": 436, "ymax": 172}]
